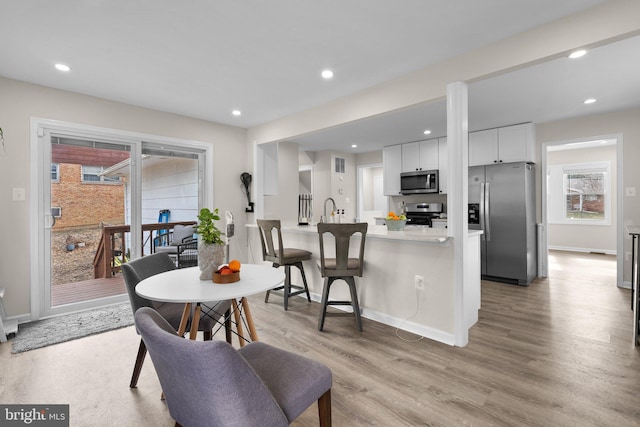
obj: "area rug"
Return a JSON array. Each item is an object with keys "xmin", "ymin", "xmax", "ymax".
[{"xmin": 11, "ymin": 302, "xmax": 133, "ymax": 354}]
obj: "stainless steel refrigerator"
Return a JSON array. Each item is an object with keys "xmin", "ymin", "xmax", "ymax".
[{"xmin": 468, "ymin": 162, "xmax": 537, "ymax": 286}]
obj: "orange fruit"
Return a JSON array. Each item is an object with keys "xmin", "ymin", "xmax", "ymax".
[{"xmin": 228, "ymin": 259, "xmax": 241, "ymax": 272}]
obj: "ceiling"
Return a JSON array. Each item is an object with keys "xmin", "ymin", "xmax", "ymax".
[
  {"xmin": 3, "ymin": 1, "xmax": 637, "ymax": 154},
  {"xmin": 290, "ymin": 34, "xmax": 640, "ymax": 152}
]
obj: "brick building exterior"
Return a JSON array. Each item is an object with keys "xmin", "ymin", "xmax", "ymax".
[{"xmin": 51, "ymin": 144, "xmax": 129, "ymax": 229}]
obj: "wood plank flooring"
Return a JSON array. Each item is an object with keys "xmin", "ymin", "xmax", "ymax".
[
  {"xmin": 1, "ymin": 250, "xmax": 638, "ymax": 426},
  {"xmin": 51, "ymin": 276, "xmax": 126, "ymax": 306}
]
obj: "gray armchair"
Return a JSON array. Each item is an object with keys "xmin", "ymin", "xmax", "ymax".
[
  {"xmin": 122, "ymin": 253, "xmax": 231, "ymax": 388},
  {"xmin": 154, "ymin": 224, "xmax": 196, "ymax": 264},
  {"xmin": 135, "ymin": 307, "xmax": 332, "ymax": 427}
]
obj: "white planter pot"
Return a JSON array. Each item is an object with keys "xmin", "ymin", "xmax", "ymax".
[{"xmin": 198, "ymin": 243, "xmax": 225, "ymax": 280}]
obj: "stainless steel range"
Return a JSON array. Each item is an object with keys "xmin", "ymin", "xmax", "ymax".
[{"xmin": 405, "ymin": 202, "xmax": 443, "ymax": 227}]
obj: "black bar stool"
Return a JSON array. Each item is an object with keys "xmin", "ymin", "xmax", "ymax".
[
  {"xmin": 257, "ymin": 219, "xmax": 312, "ymax": 310},
  {"xmin": 317, "ymin": 222, "xmax": 368, "ymax": 331}
]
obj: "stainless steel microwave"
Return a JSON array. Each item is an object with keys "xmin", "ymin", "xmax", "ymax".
[{"xmin": 400, "ymin": 170, "xmax": 439, "ymax": 194}]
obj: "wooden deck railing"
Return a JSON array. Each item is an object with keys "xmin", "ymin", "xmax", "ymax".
[{"xmin": 92, "ymin": 221, "xmax": 197, "ymax": 278}]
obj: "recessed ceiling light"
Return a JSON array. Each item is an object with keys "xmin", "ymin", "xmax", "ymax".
[
  {"xmin": 583, "ymin": 98, "xmax": 596, "ymax": 105},
  {"xmin": 232, "ymin": 110, "xmax": 242, "ymax": 116},
  {"xmin": 569, "ymin": 49, "xmax": 587, "ymax": 59},
  {"xmin": 423, "ymin": 129, "xmax": 432, "ymax": 135},
  {"xmin": 351, "ymin": 144, "xmax": 357, "ymax": 148},
  {"xmin": 321, "ymin": 69, "xmax": 334, "ymax": 79},
  {"xmin": 55, "ymin": 63, "xmax": 71, "ymax": 72}
]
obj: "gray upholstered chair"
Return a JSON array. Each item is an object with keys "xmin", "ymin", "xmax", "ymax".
[
  {"xmin": 154, "ymin": 224, "xmax": 196, "ymax": 262},
  {"xmin": 257, "ymin": 219, "xmax": 312, "ymax": 310},
  {"xmin": 317, "ymin": 223, "xmax": 368, "ymax": 331},
  {"xmin": 122, "ymin": 253, "xmax": 231, "ymax": 388},
  {"xmin": 135, "ymin": 307, "xmax": 332, "ymax": 427}
]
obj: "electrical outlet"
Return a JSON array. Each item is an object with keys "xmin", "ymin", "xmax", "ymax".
[{"xmin": 415, "ymin": 275, "xmax": 425, "ymax": 291}]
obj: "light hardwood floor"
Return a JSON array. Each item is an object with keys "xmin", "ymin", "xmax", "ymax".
[{"xmin": 1, "ymin": 251, "xmax": 638, "ymax": 426}]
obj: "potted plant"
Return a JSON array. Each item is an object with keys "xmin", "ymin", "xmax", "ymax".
[{"xmin": 196, "ymin": 208, "xmax": 225, "ymax": 279}]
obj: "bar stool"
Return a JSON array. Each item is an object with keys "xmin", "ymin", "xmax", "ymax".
[
  {"xmin": 257, "ymin": 219, "xmax": 312, "ymax": 310},
  {"xmin": 317, "ymin": 222, "xmax": 368, "ymax": 331}
]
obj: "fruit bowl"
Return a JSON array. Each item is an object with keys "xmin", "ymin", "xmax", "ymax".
[
  {"xmin": 386, "ymin": 219, "xmax": 407, "ymax": 231},
  {"xmin": 212, "ymin": 271, "xmax": 240, "ymax": 284}
]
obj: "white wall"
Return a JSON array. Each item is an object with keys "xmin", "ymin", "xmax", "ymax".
[
  {"xmin": 547, "ymin": 144, "xmax": 617, "ymax": 253},
  {"xmin": 263, "ymin": 141, "xmax": 299, "ymax": 223},
  {"xmin": 140, "ymin": 158, "xmax": 199, "ymax": 224},
  {"xmin": 0, "ymin": 76, "xmax": 248, "ymax": 317}
]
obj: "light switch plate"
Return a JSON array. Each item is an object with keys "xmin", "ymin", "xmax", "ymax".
[
  {"xmin": 12, "ymin": 188, "xmax": 25, "ymax": 201},
  {"xmin": 626, "ymin": 187, "xmax": 636, "ymax": 197}
]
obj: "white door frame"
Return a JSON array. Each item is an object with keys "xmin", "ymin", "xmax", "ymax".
[
  {"xmin": 30, "ymin": 118, "xmax": 214, "ymax": 320},
  {"xmin": 540, "ymin": 133, "xmax": 624, "ymax": 287},
  {"xmin": 356, "ymin": 163, "xmax": 388, "ymax": 224}
]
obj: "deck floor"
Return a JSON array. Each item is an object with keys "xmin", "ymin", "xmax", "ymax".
[{"xmin": 51, "ymin": 275, "xmax": 126, "ymax": 307}]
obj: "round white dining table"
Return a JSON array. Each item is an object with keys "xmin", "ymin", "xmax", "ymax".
[{"xmin": 136, "ymin": 264, "xmax": 284, "ymax": 343}]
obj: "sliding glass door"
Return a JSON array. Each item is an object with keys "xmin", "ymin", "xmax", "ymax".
[{"xmin": 33, "ymin": 119, "xmax": 211, "ymax": 319}]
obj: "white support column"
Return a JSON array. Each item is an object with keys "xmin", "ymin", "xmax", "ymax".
[{"xmin": 446, "ymin": 81, "xmax": 470, "ymax": 347}]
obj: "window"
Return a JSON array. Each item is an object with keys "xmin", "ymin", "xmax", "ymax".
[
  {"xmin": 81, "ymin": 165, "xmax": 121, "ymax": 183},
  {"xmin": 565, "ymin": 171, "xmax": 605, "ymax": 220},
  {"xmin": 51, "ymin": 163, "xmax": 59, "ymax": 182},
  {"xmin": 548, "ymin": 161, "xmax": 610, "ymax": 225}
]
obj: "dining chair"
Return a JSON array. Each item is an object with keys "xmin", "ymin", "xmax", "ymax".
[
  {"xmin": 135, "ymin": 307, "xmax": 332, "ymax": 427},
  {"xmin": 122, "ymin": 252, "xmax": 231, "ymax": 388},
  {"xmin": 257, "ymin": 219, "xmax": 312, "ymax": 310},
  {"xmin": 317, "ymin": 223, "xmax": 368, "ymax": 331}
]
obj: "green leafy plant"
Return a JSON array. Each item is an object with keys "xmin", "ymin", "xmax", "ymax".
[{"xmin": 196, "ymin": 208, "xmax": 224, "ymax": 245}]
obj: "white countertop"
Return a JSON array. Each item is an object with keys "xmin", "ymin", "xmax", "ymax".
[{"xmin": 247, "ymin": 223, "xmax": 482, "ymax": 244}]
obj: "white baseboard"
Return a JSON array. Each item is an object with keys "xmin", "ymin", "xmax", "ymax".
[
  {"xmin": 548, "ymin": 245, "xmax": 616, "ymax": 255},
  {"xmin": 304, "ymin": 291, "xmax": 456, "ymax": 346}
]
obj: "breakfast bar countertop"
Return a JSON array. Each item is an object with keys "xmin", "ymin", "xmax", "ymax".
[{"xmin": 246, "ymin": 223, "xmax": 483, "ymax": 244}]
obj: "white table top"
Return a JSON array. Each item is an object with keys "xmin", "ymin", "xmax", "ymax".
[{"xmin": 136, "ymin": 264, "xmax": 285, "ymax": 303}]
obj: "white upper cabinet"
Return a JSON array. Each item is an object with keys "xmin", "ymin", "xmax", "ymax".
[
  {"xmin": 402, "ymin": 139, "xmax": 439, "ymax": 172},
  {"xmin": 438, "ymin": 137, "xmax": 447, "ymax": 194},
  {"xmin": 401, "ymin": 142, "xmax": 420, "ymax": 172},
  {"xmin": 469, "ymin": 123, "xmax": 535, "ymax": 166},
  {"xmin": 497, "ymin": 123, "xmax": 536, "ymax": 164},
  {"xmin": 468, "ymin": 129, "xmax": 498, "ymax": 166},
  {"xmin": 383, "ymin": 144, "xmax": 402, "ymax": 196}
]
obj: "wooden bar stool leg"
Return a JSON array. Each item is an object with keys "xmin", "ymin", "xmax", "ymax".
[
  {"xmin": 346, "ymin": 277, "xmax": 363, "ymax": 332},
  {"xmin": 283, "ymin": 265, "xmax": 291, "ymax": 310},
  {"xmin": 296, "ymin": 261, "xmax": 311, "ymax": 302},
  {"xmin": 318, "ymin": 277, "xmax": 332, "ymax": 331}
]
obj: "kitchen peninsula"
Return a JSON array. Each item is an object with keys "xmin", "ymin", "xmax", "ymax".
[{"xmin": 247, "ymin": 223, "xmax": 482, "ymax": 345}]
